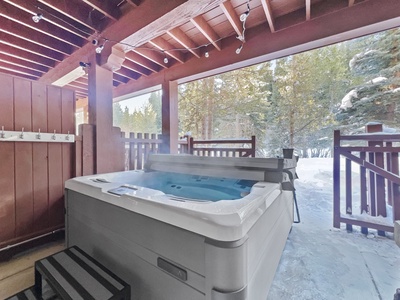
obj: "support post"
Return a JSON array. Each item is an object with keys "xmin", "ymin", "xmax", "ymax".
[
  {"xmin": 333, "ymin": 130, "xmax": 341, "ymax": 228},
  {"xmin": 161, "ymin": 80, "xmax": 178, "ymax": 154}
]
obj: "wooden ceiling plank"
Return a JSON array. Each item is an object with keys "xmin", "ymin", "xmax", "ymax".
[
  {"xmin": 125, "ymin": 52, "xmax": 161, "ymax": 73},
  {"xmin": 81, "ymin": 0, "xmax": 121, "ymax": 21},
  {"xmin": 4, "ymin": 0, "xmax": 91, "ymax": 40},
  {"xmin": 349, "ymin": 0, "xmax": 356, "ymax": 6},
  {"xmin": 66, "ymin": 80, "xmax": 87, "ymax": 90},
  {"xmin": 38, "ymin": 0, "xmax": 101, "ymax": 32},
  {"xmin": 191, "ymin": 15, "xmax": 222, "ymax": 51},
  {"xmin": 0, "ymin": 1, "xmax": 84, "ymax": 48},
  {"xmin": 0, "ymin": 32, "xmax": 65, "ymax": 62},
  {"xmin": 220, "ymin": 1, "xmax": 243, "ymax": 38},
  {"xmin": 167, "ymin": 28, "xmax": 201, "ymax": 58},
  {"xmin": 0, "ymin": 17, "xmax": 75, "ymax": 55},
  {"xmin": 123, "ymin": 59, "xmax": 152, "ymax": 76},
  {"xmin": 65, "ymin": 83, "xmax": 88, "ymax": 93},
  {"xmin": 0, "ymin": 53, "xmax": 49, "ymax": 73},
  {"xmin": 132, "ymin": 48, "xmax": 169, "ymax": 68},
  {"xmin": 113, "ymin": 72, "xmax": 131, "ymax": 84},
  {"xmin": 0, "ymin": 62, "xmax": 41, "ymax": 78},
  {"xmin": 113, "ymin": 80, "xmax": 120, "ymax": 87},
  {"xmin": 0, "ymin": 44, "xmax": 55, "ymax": 68},
  {"xmin": 149, "ymin": 37, "xmax": 186, "ymax": 64},
  {"xmin": 261, "ymin": 0, "xmax": 276, "ymax": 33},
  {"xmin": 306, "ymin": 0, "xmax": 311, "ymax": 20},
  {"xmin": 115, "ymin": 66, "xmax": 141, "ymax": 80}
]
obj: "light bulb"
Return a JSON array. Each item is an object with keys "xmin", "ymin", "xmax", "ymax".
[
  {"xmin": 205, "ymin": 51, "xmax": 209, "ymax": 58},
  {"xmin": 96, "ymin": 45, "xmax": 104, "ymax": 54},
  {"xmin": 32, "ymin": 13, "xmax": 43, "ymax": 23},
  {"xmin": 236, "ymin": 44, "xmax": 243, "ymax": 55},
  {"xmin": 240, "ymin": 12, "xmax": 248, "ymax": 22},
  {"xmin": 163, "ymin": 57, "xmax": 169, "ymax": 64}
]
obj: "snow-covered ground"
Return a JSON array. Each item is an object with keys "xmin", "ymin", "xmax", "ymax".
[{"xmin": 268, "ymin": 158, "xmax": 400, "ymax": 300}]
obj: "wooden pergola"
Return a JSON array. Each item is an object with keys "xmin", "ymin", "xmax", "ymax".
[{"xmin": 1, "ymin": 0, "xmax": 400, "ymax": 173}]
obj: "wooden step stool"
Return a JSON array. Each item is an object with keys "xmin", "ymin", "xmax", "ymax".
[{"xmin": 34, "ymin": 245, "xmax": 130, "ymax": 300}]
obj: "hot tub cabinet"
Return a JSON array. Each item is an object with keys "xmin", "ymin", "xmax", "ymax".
[{"xmin": 65, "ymin": 154, "xmax": 296, "ymax": 300}]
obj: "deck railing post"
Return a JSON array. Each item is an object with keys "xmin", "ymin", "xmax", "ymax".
[{"xmin": 333, "ymin": 130, "xmax": 341, "ymax": 228}]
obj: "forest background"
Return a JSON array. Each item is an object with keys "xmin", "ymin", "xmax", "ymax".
[{"xmin": 113, "ymin": 28, "xmax": 400, "ymax": 157}]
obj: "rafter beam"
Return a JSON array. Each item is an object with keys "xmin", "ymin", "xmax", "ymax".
[
  {"xmin": 126, "ymin": 0, "xmax": 141, "ymax": 7},
  {"xmin": 133, "ymin": 48, "xmax": 169, "ymax": 68},
  {"xmin": 220, "ymin": 1, "xmax": 242, "ymax": 38},
  {"xmin": 81, "ymin": 0, "xmax": 121, "ymax": 21},
  {"xmin": 115, "ymin": 66, "xmax": 141, "ymax": 80},
  {"xmin": 0, "ymin": 53, "xmax": 49, "ymax": 73},
  {"xmin": 113, "ymin": 72, "xmax": 130, "ymax": 84},
  {"xmin": 168, "ymin": 28, "xmax": 201, "ymax": 58},
  {"xmin": 123, "ymin": 59, "xmax": 152, "ymax": 76},
  {"xmin": 5, "ymin": 0, "xmax": 93, "ymax": 39},
  {"xmin": 149, "ymin": 37, "xmax": 186, "ymax": 64},
  {"xmin": 0, "ymin": 32, "xmax": 65, "ymax": 62},
  {"xmin": 191, "ymin": 15, "xmax": 222, "ymax": 51},
  {"xmin": 0, "ymin": 43, "xmax": 56, "ymax": 68},
  {"xmin": 125, "ymin": 51, "xmax": 161, "ymax": 73},
  {"xmin": 261, "ymin": 0, "xmax": 275, "ymax": 33},
  {"xmin": 306, "ymin": 0, "xmax": 311, "ymax": 20},
  {"xmin": 0, "ymin": 67, "xmax": 37, "ymax": 80},
  {"xmin": 0, "ymin": 1, "xmax": 84, "ymax": 48},
  {"xmin": 0, "ymin": 62, "xmax": 41, "ymax": 78},
  {"xmin": 0, "ymin": 17, "xmax": 75, "ymax": 55}
]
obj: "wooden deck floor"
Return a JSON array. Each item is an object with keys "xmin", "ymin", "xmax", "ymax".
[{"xmin": 0, "ymin": 240, "xmax": 65, "ymax": 299}]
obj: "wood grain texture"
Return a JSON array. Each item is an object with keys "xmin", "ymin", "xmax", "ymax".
[
  {"xmin": 14, "ymin": 78, "xmax": 33, "ymax": 237},
  {"xmin": 0, "ymin": 73, "xmax": 15, "ymax": 243}
]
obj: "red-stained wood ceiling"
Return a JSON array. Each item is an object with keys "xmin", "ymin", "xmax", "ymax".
[{"xmin": 0, "ymin": 0, "xmax": 400, "ymax": 101}]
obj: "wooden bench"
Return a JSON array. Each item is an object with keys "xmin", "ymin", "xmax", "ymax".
[{"xmin": 34, "ymin": 245, "xmax": 130, "ymax": 300}]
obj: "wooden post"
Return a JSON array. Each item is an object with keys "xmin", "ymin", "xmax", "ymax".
[
  {"xmin": 333, "ymin": 130, "xmax": 341, "ymax": 228},
  {"xmin": 345, "ymin": 158, "xmax": 353, "ymax": 232},
  {"xmin": 360, "ymin": 151, "xmax": 368, "ymax": 234},
  {"xmin": 161, "ymin": 80, "xmax": 178, "ymax": 154},
  {"xmin": 251, "ymin": 135, "xmax": 256, "ymax": 157}
]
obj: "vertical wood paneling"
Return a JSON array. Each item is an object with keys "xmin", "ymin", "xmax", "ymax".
[
  {"xmin": 14, "ymin": 78, "xmax": 34, "ymax": 237},
  {"xmin": 62, "ymin": 89, "xmax": 75, "ymax": 188},
  {"xmin": 0, "ymin": 73, "xmax": 15, "ymax": 243},
  {"xmin": 82, "ymin": 124, "xmax": 95, "ymax": 175},
  {"xmin": 32, "ymin": 82, "xmax": 49, "ymax": 232},
  {"xmin": 47, "ymin": 86, "xmax": 64, "ymax": 228}
]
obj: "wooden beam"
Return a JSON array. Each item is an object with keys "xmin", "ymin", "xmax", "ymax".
[
  {"xmin": 191, "ymin": 15, "xmax": 222, "ymax": 51},
  {"xmin": 114, "ymin": 66, "xmax": 141, "ymax": 80},
  {"xmin": 0, "ymin": 2, "xmax": 84, "ymax": 48},
  {"xmin": 133, "ymin": 48, "xmax": 169, "ymax": 68},
  {"xmin": 38, "ymin": 0, "xmax": 102, "ymax": 32},
  {"xmin": 39, "ymin": 0, "xmax": 188, "ymax": 85},
  {"xmin": 0, "ymin": 32, "xmax": 65, "ymax": 62},
  {"xmin": 81, "ymin": 0, "xmax": 121, "ymax": 21},
  {"xmin": 220, "ymin": 1, "xmax": 242, "ymax": 38},
  {"xmin": 113, "ymin": 72, "xmax": 130, "ymax": 84},
  {"xmin": 114, "ymin": 0, "xmax": 400, "ymax": 98},
  {"xmin": 161, "ymin": 80, "xmax": 179, "ymax": 154},
  {"xmin": 0, "ymin": 53, "xmax": 49, "ymax": 73},
  {"xmin": 306, "ymin": 0, "xmax": 311, "ymax": 20},
  {"xmin": 261, "ymin": 0, "xmax": 275, "ymax": 33},
  {"xmin": 123, "ymin": 59, "xmax": 152, "ymax": 76},
  {"xmin": 125, "ymin": 51, "xmax": 161, "ymax": 73},
  {"xmin": 4, "ymin": 0, "xmax": 92, "ymax": 39},
  {"xmin": 0, "ymin": 16, "xmax": 75, "ymax": 56},
  {"xmin": 126, "ymin": 0, "xmax": 141, "ymax": 7},
  {"xmin": 0, "ymin": 43, "xmax": 56, "ymax": 68},
  {"xmin": 0, "ymin": 63, "xmax": 40, "ymax": 79},
  {"xmin": 149, "ymin": 37, "xmax": 186, "ymax": 64},
  {"xmin": 168, "ymin": 28, "xmax": 201, "ymax": 58},
  {"xmin": 349, "ymin": 0, "xmax": 356, "ymax": 6}
]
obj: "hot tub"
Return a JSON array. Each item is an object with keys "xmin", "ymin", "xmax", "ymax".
[{"xmin": 65, "ymin": 154, "xmax": 297, "ymax": 300}]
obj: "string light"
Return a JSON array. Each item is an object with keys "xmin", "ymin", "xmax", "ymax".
[
  {"xmin": 236, "ymin": 44, "xmax": 243, "ymax": 54},
  {"xmin": 205, "ymin": 51, "xmax": 209, "ymax": 58},
  {"xmin": 32, "ymin": 13, "xmax": 43, "ymax": 23}
]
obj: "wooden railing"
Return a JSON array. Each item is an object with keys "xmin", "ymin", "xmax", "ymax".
[
  {"xmin": 121, "ymin": 134, "xmax": 256, "ymax": 170},
  {"xmin": 186, "ymin": 135, "xmax": 256, "ymax": 157},
  {"xmin": 333, "ymin": 125, "xmax": 400, "ymax": 235}
]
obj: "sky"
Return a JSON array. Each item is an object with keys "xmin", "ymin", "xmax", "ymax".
[{"xmin": 267, "ymin": 158, "xmax": 400, "ymax": 300}]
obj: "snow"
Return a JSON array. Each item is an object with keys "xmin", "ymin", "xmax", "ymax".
[
  {"xmin": 268, "ymin": 158, "xmax": 400, "ymax": 300},
  {"xmin": 340, "ymin": 90, "xmax": 357, "ymax": 110},
  {"xmin": 371, "ymin": 76, "xmax": 387, "ymax": 84}
]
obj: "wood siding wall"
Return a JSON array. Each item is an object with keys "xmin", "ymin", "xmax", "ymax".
[{"xmin": 0, "ymin": 73, "xmax": 75, "ymax": 249}]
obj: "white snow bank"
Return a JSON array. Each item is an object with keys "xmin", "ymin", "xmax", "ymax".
[{"xmin": 339, "ymin": 90, "xmax": 357, "ymax": 110}]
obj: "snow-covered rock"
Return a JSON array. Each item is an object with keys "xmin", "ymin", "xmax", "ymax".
[{"xmin": 339, "ymin": 90, "xmax": 357, "ymax": 110}]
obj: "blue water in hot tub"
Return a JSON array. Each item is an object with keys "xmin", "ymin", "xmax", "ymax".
[{"xmin": 131, "ymin": 171, "xmax": 257, "ymax": 202}]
